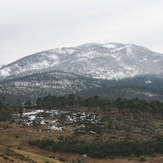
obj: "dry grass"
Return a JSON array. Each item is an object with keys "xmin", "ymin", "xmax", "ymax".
[
  {"xmin": 15, "ymin": 149, "xmax": 62, "ymax": 163},
  {"xmin": 0, "ymin": 121, "xmax": 65, "ymax": 162},
  {"xmin": 1, "ymin": 109, "xmax": 163, "ymax": 163},
  {"xmin": 0, "ymin": 144, "xmax": 62, "ymax": 163}
]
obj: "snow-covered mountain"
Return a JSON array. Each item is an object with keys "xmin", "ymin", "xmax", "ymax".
[
  {"xmin": 0, "ymin": 43, "xmax": 163, "ymax": 103},
  {"xmin": 0, "ymin": 43, "xmax": 163, "ymax": 81}
]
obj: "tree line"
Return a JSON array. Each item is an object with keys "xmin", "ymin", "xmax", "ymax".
[
  {"xmin": 0, "ymin": 94, "xmax": 163, "ymax": 122},
  {"xmin": 33, "ymin": 94, "xmax": 163, "ymax": 118},
  {"xmin": 28, "ymin": 135, "xmax": 163, "ymax": 158}
]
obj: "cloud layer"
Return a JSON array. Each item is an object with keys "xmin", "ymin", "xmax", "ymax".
[{"xmin": 0, "ymin": 0, "xmax": 163, "ymax": 63}]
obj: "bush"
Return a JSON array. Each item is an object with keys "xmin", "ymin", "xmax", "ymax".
[
  {"xmin": 59, "ymin": 157, "xmax": 66, "ymax": 162},
  {"xmin": 17, "ymin": 146, "xmax": 21, "ymax": 150},
  {"xmin": 139, "ymin": 157, "xmax": 146, "ymax": 162},
  {"xmin": 77, "ymin": 158, "xmax": 86, "ymax": 163}
]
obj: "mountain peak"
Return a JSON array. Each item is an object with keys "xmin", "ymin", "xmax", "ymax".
[{"xmin": 0, "ymin": 43, "xmax": 163, "ymax": 81}]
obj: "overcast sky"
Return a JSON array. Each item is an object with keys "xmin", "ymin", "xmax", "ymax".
[{"xmin": 0, "ymin": 0, "xmax": 163, "ymax": 64}]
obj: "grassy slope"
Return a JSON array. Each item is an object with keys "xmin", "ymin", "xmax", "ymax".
[
  {"xmin": 15, "ymin": 149, "xmax": 62, "ymax": 163},
  {"xmin": 0, "ymin": 144, "xmax": 62, "ymax": 163},
  {"xmin": 1, "ymin": 108, "xmax": 163, "ymax": 162}
]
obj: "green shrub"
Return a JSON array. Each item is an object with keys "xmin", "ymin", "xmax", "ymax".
[{"xmin": 59, "ymin": 157, "xmax": 66, "ymax": 162}]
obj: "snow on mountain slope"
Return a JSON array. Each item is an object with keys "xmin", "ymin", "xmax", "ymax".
[
  {"xmin": 0, "ymin": 43, "xmax": 163, "ymax": 81},
  {"xmin": 0, "ymin": 71, "xmax": 101, "ymax": 99},
  {"xmin": 0, "ymin": 64, "xmax": 5, "ymax": 69},
  {"xmin": 0, "ymin": 71, "xmax": 163, "ymax": 103}
]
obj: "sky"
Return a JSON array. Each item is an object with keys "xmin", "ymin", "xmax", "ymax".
[{"xmin": 0, "ymin": 0, "xmax": 163, "ymax": 64}]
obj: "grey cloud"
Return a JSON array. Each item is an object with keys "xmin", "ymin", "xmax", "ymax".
[{"xmin": 0, "ymin": 0, "xmax": 163, "ymax": 63}]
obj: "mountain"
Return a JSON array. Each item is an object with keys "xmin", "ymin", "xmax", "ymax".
[
  {"xmin": 0, "ymin": 43, "xmax": 163, "ymax": 103},
  {"xmin": 0, "ymin": 43, "xmax": 163, "ymax": 82},
  {"xmin": 0, "ymin": 71, "xmax": 101, "ymax": 102},
  {"xmin": 0, "ymin": 71, "xmax": 163, "ymax": 103}
]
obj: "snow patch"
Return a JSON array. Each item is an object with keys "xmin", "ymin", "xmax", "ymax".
[
  {"xmin": 103, "ymin": 43, "xmax": 117, "ymax": 49},
  {"xmin": 145, "ymin": 80, "xmax": 153, "ymax": 84},
  {"xmin": 55, "ymin": 48, "xmax": 75, "ymax": 54},
  {"xmin": 110, "ymin": 46, "xmax": 124, "ymax": 52},
  {"xmin": 153, "ymin": 59, "xmax": 159, "ymax": 63},
  {"xmin": 125, "ymin": 45, "xmax": 134, "ymax": 54},
  {"xmin": 0, "ymin": 68, "xmax": 10, "ymax": 76},
  {"xmin": 23, "ymin": 110, "xmax": 44, "ymax": 116}
]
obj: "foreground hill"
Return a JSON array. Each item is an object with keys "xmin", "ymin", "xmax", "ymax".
[{"xmin": 1, "ymin": 101, "xmax": 163, "ymax": 163}]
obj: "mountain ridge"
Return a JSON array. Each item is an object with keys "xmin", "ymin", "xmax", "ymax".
[
  {"xmin": 0, "ymin": 43, "xmax": 163, "ymax": 103},
  {"xmin": 0, "ymin": 43, "xmax": 163, "ymax": 81}
]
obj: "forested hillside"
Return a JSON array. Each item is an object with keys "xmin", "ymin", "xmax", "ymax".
[{"xmin": 1, "ymin": 95, "xmax": 163, "ymax": 162}]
